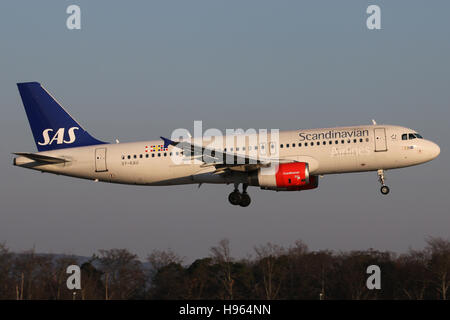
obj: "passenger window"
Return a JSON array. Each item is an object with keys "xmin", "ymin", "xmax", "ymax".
[
  {"xmin": 366, "ymin": 138, "xmax": 369, "ymax": 142},
  {"xmin": 121, "ymin": 155, "xmax": 125, "ymax": 160},
  {"xmin": 353, "ymin": 139, "xmax": 357, "ymax": 143},
  {"xmin": 146, "ymin": 154, "xmax": 149, "ymax": 158},
  {"xmin": 311, "ymin": 142, "xmax": 314, "ymax": 146},
  {"xmin": 323, "ymin": 141, "xmax": 326, "ymax": 145},
  {"xmin": 360, "ymin": 138, "xmax": 363, "ymax": 142},
  {"xmin": 299, "ymin": 143, "xmax": 302, "ymax": 147},
  {"xmin": 280, "ymin": 144, "xmax": 284, "ymax": 148},
  {"xmin": 152, "ymin": 154, "xmax": 155, "ymax": 158},
  {"xmin": 236, "ymin": 147, "xmax": 239, "ymax": 151},
  {"xmin": 133, "ymin": 155, "xmax": 137, "ymax": 159},
  {"xmin": 158, "ymin": 153, "xmax": 161, "ymax": 157},
  {"xmin": 286, "ymin": 144, "xmax": 289, "ymax": 148},
  {"xmin": 329, "ymin": 141, "xmax": 332, "ymax": 145},
  {"xmin": 140, "ymin": 154, "xmax": 143, "ymax": 158},
  {"xmin": 341, "ymin": 140, "xmax": 345, "ymax": 144},
  {"xmin": 305, "ymin": 142, "xmax": 308, "ymax": 146},
  {"xmin": 164, "ymin": 152, "xmax": 167, "ymax": 157},
  {"xmin": 292, "ymin": 143, "xmax": 295, "ymax": 147},
  {"xmin": 335, "ymin": 141, "xmax": 338, "ymax": 144}
]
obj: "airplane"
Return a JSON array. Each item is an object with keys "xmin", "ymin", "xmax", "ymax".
[{"xmin": 13, "ymin": 82, "xmax": 440, "ymax": 207}]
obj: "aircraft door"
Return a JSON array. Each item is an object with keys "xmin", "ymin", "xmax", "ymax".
[
  {"xmin": 95, "ymin": 148, "xmax": 108, "ymax": 172},
  {"xmin": 374, "ymin": 128, "xmax": 387, "ymax": 152}
]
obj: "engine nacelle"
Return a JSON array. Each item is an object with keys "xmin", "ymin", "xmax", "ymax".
[{"xmin": 249, "ymin": 162, "xmax": 319, "ymax": 191}]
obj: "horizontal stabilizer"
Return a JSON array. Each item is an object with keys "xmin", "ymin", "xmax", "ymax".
[{"xmin": 13, "ymin": 152, "xmax": 68, "ymax": 164}]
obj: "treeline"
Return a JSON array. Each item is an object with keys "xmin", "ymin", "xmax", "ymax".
[{"xmin": 0, "ymin": 237, "xmax": 449, "ymax": 300}]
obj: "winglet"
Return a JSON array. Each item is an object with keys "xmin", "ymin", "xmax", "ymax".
[{"xmin": 160, "ymin": 136, "xmax": 176, "ymax": 149}]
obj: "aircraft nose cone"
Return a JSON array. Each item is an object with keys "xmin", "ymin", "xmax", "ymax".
[{"xmin": 429, "ymin": 142, "xmax": 440, "ymax": 159}]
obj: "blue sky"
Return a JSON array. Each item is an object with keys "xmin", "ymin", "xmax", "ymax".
[{"xmin": 0, "ymin": 1, "xmax": 449, "ymax": 261}]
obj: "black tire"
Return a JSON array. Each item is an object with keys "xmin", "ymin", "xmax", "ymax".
[
  {"xmin": 380, "ymin": 185, "xmax": 390, "ymax": 195},
  {"xmin": 239, "ymin": 193, "xmax": 251, "ymax": 207},
  {"xmin": 228, "ymin": 191, "xmax": 242, "ymax": 205}
]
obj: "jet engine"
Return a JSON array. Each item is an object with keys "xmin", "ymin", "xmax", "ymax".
[{"xmin": 248, "ymin": 162, "xmax": 319, "ymax": 191}]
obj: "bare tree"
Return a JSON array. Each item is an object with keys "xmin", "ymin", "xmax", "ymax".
[
  {"xmin": 288, "ymin": 240, "xmax": 309, "ymax": 256},
  {"xmin": 0, "ymin": 243, "xmax": 14, "ymax": 299},
  {"xmin": 425, "ymin": 237, "xmax": 450, "ymax": 300},
  {"xmin": 398, "ymin": 249, "xmax": 431, "ymax": 300},
  {"xmin": 95, "ymin": 249, "xmax": 145, "ymax": 299},
  {"xmin": 254, "ymin": 242, "xmax": 285, "ymax": 300},
  {"xmin": 147, "ymin": 249, "xmax": 183, "ymax": 274},
  {"xmin": 211, "ymin": 239, "xmax": 234, "ymax": 299},
  {"xmin": 333, "ymin": 251, "xmax": 375, "ymax": 300},
  {"xmin": 12, "ymin": 249, "xmax": 54, "ymax": 299},
  {"xmin": 80, "ymin": 261, "xmax": 104, "ymax": 300}
]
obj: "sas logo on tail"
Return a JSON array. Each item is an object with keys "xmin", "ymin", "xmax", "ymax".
[{"xmin": 38, "ymin": 127, "xmax": 79, "ymax": 146}]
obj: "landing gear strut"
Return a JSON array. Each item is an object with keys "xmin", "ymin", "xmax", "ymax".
[
  {"xmin": 228, "ymin": 183, "xmax": 251, "ymax": 207},
  {"xmin": 377, "ymin": 169, "xmax": 390, "ymax": 195}
]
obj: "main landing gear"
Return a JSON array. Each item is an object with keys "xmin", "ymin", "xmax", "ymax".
[
  {"xmin": 228, "ymin": 183, "xmax": 251, "ymax": 207},
  {"xmin": 377, "ymin": 169, "xmax": 390, "ymax": 195}
]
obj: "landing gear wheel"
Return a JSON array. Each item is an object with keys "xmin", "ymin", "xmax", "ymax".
[
  {"xmin": 380, "ymin": 185, "xmax": 390, "ymax": 195},
  {"xmin": 228, "ymin": 191, "xmax": 242, "ymax": 206},
  {"xmin": 239, "ymin": 193, "xmax": 251, "ymax": 207},
  {"xmin": 377, "ymin": 169, "xmax": 390, "ymax": 195}
]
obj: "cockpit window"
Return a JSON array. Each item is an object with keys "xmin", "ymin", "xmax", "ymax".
[{"xmin": 402, "ymin": 133, "xmax": 423, "ymax": 140}]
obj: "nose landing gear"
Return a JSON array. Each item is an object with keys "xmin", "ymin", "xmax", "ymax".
[
  {"xmin": 378, "ymin": 169, "xmax": 390, "ymax": 195},
  {"xmin": 228, "ymin": 183, "xmax": 251, "ymax": 207}
]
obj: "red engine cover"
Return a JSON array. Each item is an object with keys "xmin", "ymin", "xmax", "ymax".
[
  {"xmin": 275, "ymin": 162, "xmax": 309, "ymax": 188},
  {"xmin": 254, "ymin": 162, "xmax": 319, "ymax": 191},
  {"xmin": 296, "ymin": 175, "xmax": 319, "ymax": 191}
]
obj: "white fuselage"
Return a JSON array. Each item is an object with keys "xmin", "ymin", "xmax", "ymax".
[{"xmin": 14, "ymin": 124, "xmax": 440, "ymax": 188}]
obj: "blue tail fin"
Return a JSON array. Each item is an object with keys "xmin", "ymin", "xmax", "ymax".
[{"xmin": 17, "ymin": 82, "xmax": 106, "ymax": 152}]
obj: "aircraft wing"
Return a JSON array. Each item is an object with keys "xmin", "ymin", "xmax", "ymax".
[
  {"xmin": 160, "ymin": 136, "xmax": 270, "ymax": 172},
  {"xmin": 13, "ymin": 152, "xmax": 68, "ymax": 164}
]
